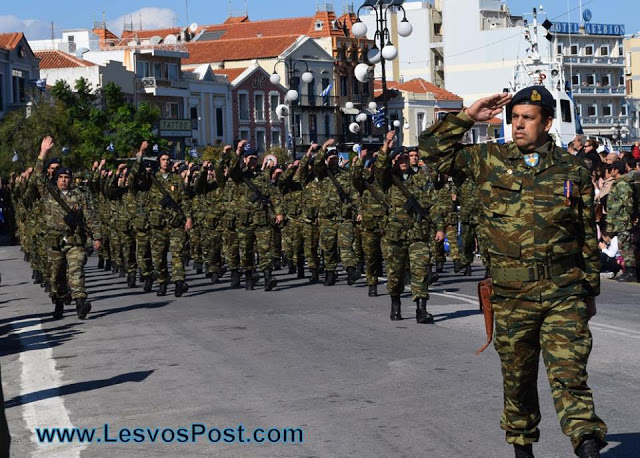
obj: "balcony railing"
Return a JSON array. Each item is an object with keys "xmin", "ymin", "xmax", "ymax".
[
  {"xmin": 140, "ymin": 77, "xmax": 188, "ymax": 90},
  {"xmin": 563, "ymin": 56, "xmax": 624, "ymax": 66},
  {"xmin": 580, "ymin": 116, "xmax": 629, "ymax": 126},
  {"xmin": 572, "ymin": 85, "xmax": 626, "ymax": 96},
  {"xmin": 292, "ymin": 95, "xmax": 339, "ymax": 108}
]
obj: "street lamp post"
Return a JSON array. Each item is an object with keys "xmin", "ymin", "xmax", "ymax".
[
  {"xmin": 610, "ymin": 120, "xmax": 630, "ymax": 148},
  {"xmin": 351, "ymin": 0, "xmax": 412, "ymax": 131},
  {"xmin": 270, "ymin": 59, "xmax": 314, "ymax": 159}
]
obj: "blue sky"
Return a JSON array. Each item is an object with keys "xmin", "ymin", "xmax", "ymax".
[{"xmin": 1, "ymin": 0, "xmax": 638, "ymax": 41}]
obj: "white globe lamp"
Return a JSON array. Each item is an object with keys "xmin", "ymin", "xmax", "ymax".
[
  {"xmin": 398, "ymin": 19, "xmax": 413, "ymax": 37},
  {"xmin": 345, "ymin": 101, "xmax": 354, "ymax": 110},
  {"xmin": 381, "ymin": 44, "xmax": 398, "ymax": 61},
  {"xmin": 403, "ymin": 122, "xmax": 410, "ymax": 130},
  {"xmin": 368, "ymin": 101, "xmax": 377, "ymax": 111},
  {"xmin": 354, "ymin": 63, "xmax": 371, "ymax": 83},
  {"xmin": 356, "ymin": 113, "xmax": 368, "ymax": 122},
  {"xmin": 286, "ymin": 89, "xmax": 299, "ymax": 101},
  {"xmin": 352, "ymin": 21, "xmax": 367, "ymax": 38},
  {"xmin": 393, "ymin": 120, "xmax": 401, "ymax": 128},
  {"xmin": 349, "ymin": 122, "xmax": 360, "ymax": 134},
  {"xmin": 301, "ymin": 71, "xmax": 314, "ymax": 84},
  {"xmin": 270, "ymin": 72, "xmax": 281, "ymax": 85},
  {"xmin": 367, "ymin": 46, "xmax": 381, "ymax": 64},
  {"xmin": 275, "ymin": 104, "xmax": 289, "ymax": 119}
]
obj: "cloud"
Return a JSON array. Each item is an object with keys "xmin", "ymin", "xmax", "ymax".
[
  {"xmin": 107, "ymin": 8, "xmax": 179, "ymax": 36},
  {"xmin": 0, "ymin": 15, "xmax": 51, "ymax": 40}
]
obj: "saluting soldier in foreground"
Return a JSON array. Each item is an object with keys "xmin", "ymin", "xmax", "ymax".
[{"xmin": 421, "ymin": 86, "xmax": 607, "ymax": 458}]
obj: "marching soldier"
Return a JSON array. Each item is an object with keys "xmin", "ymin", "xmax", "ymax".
[{"xmin": 422, "ymin": 86, "xmax": 607, "ymax": 457}]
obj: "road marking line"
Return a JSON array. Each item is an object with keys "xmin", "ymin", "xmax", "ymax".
[{"xmin": 11, "ymin": 318, "xmax": 85, "ymax": 458}]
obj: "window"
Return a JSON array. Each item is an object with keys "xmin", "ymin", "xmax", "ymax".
[
  {"xmin": 309, "ymin": 114, "xmax": 317, "ymax": 143},
  {"xmin": 239, "ymin": 128, "xmax": 250, "ymax": 141},
  {"xmin": 560, "ymin": 100, "xmax": 572, "ymax": 123},
  {"xmin": 190, "ymin": 106, "xmax": 198, "ymax": 129},
  {"xmin": 340, "ymin": 75, "xmax": 348, "ymax": 97},
  {"xmin": 294, "ymin": 114, "xmax": 301, "ymax": 138},
  {"xmin": 416, "ymin": 112, "xmax": 424, "ymax": 133},
  {"xmin": 570, "ymin": 45, "xmax": 578, "ymax": 55},
  {"xmin": 436, "ymin": 112, "xmax": 447, "ymax": 120},
  {"xmin": 12, "ymin": 70, "xmax": 27, "ymax": 104},
  {"xmin": 618, "ymin": 46, "xmax": 624, "ymax": 57},
  {"xmin": 0, "ymin": 74, "xmax": 4, "ymax": 110},
  {"xmin": 167, "ymin": 63, "xmax": 178, "ymax": 81},
  {"xmin": 557, "ymin": 44, "xmax": 563, "ymax": 55},
  {"xmin": 270, "ymin": 93, "xmax": 279, "ymax": 120},
  {"xmin": 619, "ymin": 74, "xmax": 625, "ymax": 86},
  {"xmin": 601, "ymin": 75, "xmax": 610, "ymax": 87},
  {"xmin": 621, "ymin": 104, "xmax": 627, "ymax": 116},
  {"xmin": 434, "ymin": 23, "xmax": 442, "ymax": 35},
  {"xmin": 254, "ymin": 92, "xmax": 265, "ymax": 121},
  {"xmin": 587, "ymin": 74, "xmax": 596, "ymax": 86},
  {"xmin": 136, "ymin": 61, "xmax": 150, "ymax": 78},
  {"xmin": 572, "ymin": 74, "xmax": 580, "ymax": 86},
  {"xmin": 216, "ymin": 108, "xmax": 224, "ymax": 138},
  {"xmin": 324, "ymin": 114, "xmax": 331, "ymax": 137},
  {"xmin": 256, "ymin": 129, "xmax": 266, "ymax": 151},
  {"xmin": 307, "ymin": 82, "xmax": 315, "ymax": 106},
  {"xmin": 352, "ymin": 77, "xmax": 359, "ymax": 95},
  {"xmin": 166, "ymin": 102, "xmax": 179, "ymax": 118},
  {"xmin": 362, "ymin": 80, "xmax": 369, "ymax": 96},
  {"xmin": 238, "ymin": 92, "xmax": 249, "ymax": 121},
  {"xmin": 68, "ymin": 35, "xmax": 76, "ymax": 53},
  {"xmin": 602, "ymin": 105, "xmax": 612, "ymax": 117},
  {"xmin": 599, "ymin": 45, "xmax": 609, "ymax": 56},
  {"xmin": 271, "ymin": 129, "xmax": 281, "ymax": 147},
  {"xmin": 153, "ymin": 62, "xmax": 163, "ymax": 79},
  {"xmin": 576, "ymin": 104, "xmax": 582, "ymax": 117},
  {"xmin": 587, "ymin": 104, "xmax": 597, "ymax": 117},
  {"xmin": 584, "ymin": 45, "xmax": 594, "ymax": 56}
]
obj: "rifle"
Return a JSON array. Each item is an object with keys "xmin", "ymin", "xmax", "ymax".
[
  {"xmin": 391, "ymin": 174, "xmax": 428, "ymax": 223},
  {"xmin": 326, "ymin": 167, "xmax": 352, "ymax": 204},
  {"xmin": 362, "ymin": 179, "xmax": 389, "ymax": 214},
  {"xmin": 146, "ymin": 170, "xmax": 186, "ymax": 227},
  {"xmin": 241, "ymin": 174, "xmax": 271, "ymax": 209},
  {"xmin": 43, "ymin": 180, "xmax": 94, "ymax": 240}
]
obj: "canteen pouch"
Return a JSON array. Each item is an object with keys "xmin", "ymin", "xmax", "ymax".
[
  {"xmin": 133, "ymin": 214, "xmax": 149, "ymax": 231},
  {"xmin": 148, "ymin": 212, "xmax": 163, "ymax": 227},
  {"xmin": 361, "ymin": 213, "xmax": 378, "ymax": 231},
  {"xmin": 385, "ymin": 219, "xmax": 406, "ymax": 243},
  {"xmin": 237, "ymin": 211, "xmax": 251, "ymax": 226},
  {"xmin": 340, "ymin": 205, "xmax": 353, "ymax": 220},
  {"xmin": 45, "ymin": 233, "xmax": 63, "ymax": 249},
  {"xmin": 252, "ymin": 210, "xmax": 268, "ymax": 226}
]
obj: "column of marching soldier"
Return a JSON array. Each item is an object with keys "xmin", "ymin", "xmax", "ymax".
[{"xmin": 7, "ymin": 133, "xmax": 488, "ymax": 321}]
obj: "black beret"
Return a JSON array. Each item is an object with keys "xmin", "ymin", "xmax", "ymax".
[
  {"xmin": 47, "ymin": 157, "xmax": 61, "ymax": 167},
  {"xmin": 325, "ymin": 148, "xmax": 338, "ymax": 158},
  {"xmin": 156, "ymin": 151, "xmax": 171, "ymax": 161},
  {"xmin": 508, "ymin": 85, "xmax": 555, "ymax": 112},
  {"xmin": 388, "ymin": 147, "xmax": 406, "ymax": 161},
  {"xmin": 54, "ymin": 167, "xmax": 72, "ymax": 180},
  {"xmin": 243, "ymin": 149, "xmax": 259, "ymax": 158}
]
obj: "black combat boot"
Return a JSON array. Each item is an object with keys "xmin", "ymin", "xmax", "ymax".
[
  {"xmin": 52, "ymin": 299, "xmax": 64, "ymax": 320},
  {"xmin": 174, "ymin": 280, "xmax": 189, "ymax": 297},
  {"xmin": 347, "ymin": 266, "xmax": 361, "ymax": 285},
  {"xmin": 464, "ymin": 264, "xmax": 472, "ymax": 276},
  {"xmin": 119, "ymin": 267, "xmax": 125, "ymax": 278},
  {"xmin": 616, "ymin": 266, "xmax": 637, "ymax": 283},
  {"xmin": 513, "ymin": 443, "xmax": 534, "ymax": 458},
  {"xmin": 575, "ymin": 435, "xmax": 602, "ymax": 458},
  {"xmin": 436, "ymin": 261, "xmax": 444, "ymax": 273},
  {"xmin": 309, "ymin": 269, "xmax": 319, "ymax": 283},
  {"xmin": 427, "ymin": 265, "xmax": 439, "ymax": 284},
  {"xmin": 390, "ymin": 295, "xmax": 402, "ymax": 321},
  {"xmin": 127, "ymin": 272, "xmax": 137, "ymax": 288},
  {"xmin": 484, "ymin": 267, "xmax": 491, "ymax": 279},
  {"xmin": 264, "ymin": 269, "xmax": 278, "ymax": 291},
  {"xmin": 210, "ymin": 272, "xmax": 219, "ymax": 284},
  {"xmin": 143, "ymin": 276, "xmax": 153, "ymax": 293},
  {"xmin": 75, "ymin": 297, "xmax": 91, "ymax": 320},
  {"xmin": 97, "ymin": 256, "xmax": 105, "ymax": 269},
  {"xmin": 63, "ymin": 292, "xmax": 72, "ymax": 305},
  {"xmin": 453, "ymin": 259, "xmax": 462, "ymax": 273},
  {"xmin": 357, "ymin": 261, "xmax": 365, "ymax": 276},
  {"xmin": 368, "ymin": 284, "xmax": 378, "ymax": 297},
  {"xmin": 245, "ymin": 270, "xmax": 255, "ymax": 290},
  {"xmin": 157, "ymin": 283, "xmax": 167, "ymax": 296},
  {"xmin": 273, "ymin": 259, "xmax": 282, "ymax": 271},
  {"xmin": 205, "ymin": 271, "xmax": 212, "ymax": 278},
  {"xmin": 104, "ymin": 259, "xmax": 112, "ymax": 271},
  {"xmin": 415, "ymin": 298, "xmax": 434, "ymax": 324},
  {"xmin": 194, "ymin": 262, "xmax": 203, "ymax": 275},
  {"xmin": 296, "ymin": 258, "xmax": 305, "ymax": 279},
  {"xmin": 287, "ymin": 259, "xmax": 296, "ymax": 274},
  {"xmin": 324, "ymin": 271, "xmax": 336, "ymax": 286},
  {"xmin": 230, "ymin": 269, "xmax": 241, "ymax": 289},
  {"xmin": 44, "ymin": 282, "xmax": 51, "ymax": 293},
  {"xmin": 33, "ymin": 270, "xmax": 42, "ymax": 285}
]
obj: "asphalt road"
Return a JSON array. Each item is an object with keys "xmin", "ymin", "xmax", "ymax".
[{"xmin": 1, "ymin": 244, "xmax": 639, "ymax": 457}]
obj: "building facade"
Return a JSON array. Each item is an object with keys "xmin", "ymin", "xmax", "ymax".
[
  {"xmin": 0, "ymin": 33, "xmax": 40, "ymax": 120},
  {"xmin": 624, "ymin": 34, "xmax": 640, "ymax": 141}
]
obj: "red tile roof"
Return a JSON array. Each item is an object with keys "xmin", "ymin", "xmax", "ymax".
[
  {"xmin": 212, "ymin": 67, "xmax": 248, "ymax": 83},
  {"xmin": 121, "ymin": 27, "xmax": 183, "ymax": 41},
  {"xmin": 0, "ymin": 32, "xmax": 24, "ymax": 50},
  {"xmin": 35, "ymin": 50, "xmax": 96, "ymax": 69},
  {"xmin": 183, "ymin": 35, "xmax": 299, "ymax": 65},
  {"xmin": 201, "ymin": 16, "xmax": 313, "ymax": 40},
  {"xmin": 375, "ymin": 78, "xmax": 463, "ymax": 101},
  {"xmin": 224, "ymin": 16, "xmax": 249, "ymax": 24}
]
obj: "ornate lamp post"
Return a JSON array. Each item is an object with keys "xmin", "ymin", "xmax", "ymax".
[
  {"xmin": 270, "ymin": 59, "xmax": 314, "ymax": 159},
  {"xmin": 351, "ymin": 0, "xmax": 412, "ymax": 130},
  {"xmin": 610, "ymin": 120, "xmax": 630, "ymax": 148}
]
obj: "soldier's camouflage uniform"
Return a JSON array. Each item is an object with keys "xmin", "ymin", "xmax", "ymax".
[
  {"xmin": 294, "ymin": 155, "xmax": 321, "ymax": 274},
  {"xmin": 435, "ymin": 179, "xmax": 460, "ymax": 265},
  {"xmin": 279, "ymin": 165, "xmax": 306, "ymax": 272},
  {"xmin": 194, "ymin": 165, "xmax": 226, "ymax": 278},
  {"xmin": 607, "ymin": 176, "xmax": 635, "ymax": 268},
  {"xmin": 457, "ymin": 176, "xmax": 487, "ymax": 267},
  {"xmin": 421, "ymin": 110, "xmax": 607, "ymax": 450}
]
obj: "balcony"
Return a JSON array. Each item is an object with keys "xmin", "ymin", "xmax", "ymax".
[
  {"xmin": 292, "ymin": 95, "xmax": 339, "ymax": 108},
  {"xmin": 580, "ymin": 116, "xmax": 629, "ymax": 126},
  {"xmin": 139, "ymin": 77, "xmax": 189, "ymax": 96},
  {"xmin": 572, "ymin": 85, "xmax": 626, "ymax": 96},
  {"xmin": 564, "ymin": 56, "xmax": 624, "ymax": 66}
]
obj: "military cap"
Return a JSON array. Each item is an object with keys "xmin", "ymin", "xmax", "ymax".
[
  {"xmin": 508, "ymin": 85, "xmax": 555, "ymax": 112},
  {"xmin": 47, "ymin": 157, "xmax": 62, "ymax": 168},
  {"xmin": 54, "ymin": 167, "xmax": 72, "ymax": 180},
  {"xmin": 156, "ymin": 151, "xmax": 171, "ymax": 161},
  {"xmin": 325, "ymin": 148, "xmax": 338, "ymax": 158},
  {"xmin": 243, "ymin": 148, "xmax": 259, "ymax": 158},
  {"xmin": 388, "ymin": 146, "xmax": 406, "ymax": 161}
]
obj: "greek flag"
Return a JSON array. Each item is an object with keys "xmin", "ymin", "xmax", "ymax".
[
  {"xmin": 372, "ymin": 108, "xmax": 386, "ymax": 128},
  {"xmin": 62, "ymin": 146, "xmax": 70, "ymax": 155},
  {"xmin": 189, "ymin": 147, "xmax": 198, "ymax": 158},
  {"xmin": 106, "ymin": 142, "xmax": 115, "ymax": 153},
  {"xmin": 12, "ymin": 151, "xmax": 18, "ymax": 162},
  {"xmin": 322, "ymin": 82, "xmax": 333, "ymax": 106},
  {"xmin": 152, "ymin": 144, "xmax": 159, "ymax": 153}
]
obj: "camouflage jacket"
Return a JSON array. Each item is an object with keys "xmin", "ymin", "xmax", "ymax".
[
  {"xmin": 607, "ymin": 177, "xmax": 633, "ymax": 233},
  {"xmin": 420, "ymin": 111, "xmax": 600, "ymax": 299},
  {"xmin": 313, "ymin": 149, "xmax": 360, "ymax": 221},
  {"xmin": 294, "ymin": 154, "xmax": 321, "ymax": 223},
  {"xmin": 352, "ymin": 157, "xmax": 388, "ymax": 230},
  {"xmin": 42, "ymin": 185, "xmax": 101, "ymax": 241},
  {"xmin": 458, "ymin": 177, "xmax": 481, "ymax": 223}
]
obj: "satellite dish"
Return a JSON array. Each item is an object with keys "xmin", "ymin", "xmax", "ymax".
[
  {"xmin": 164, "ymin": 34, "xmax": 178, "ymax": 44},
  {"xmin": 189, "ymin": 23, "xmax": 199, "ymax": 33},
  {"xmin": 149, "ymin": 36, "xmax": 162, "ymax": 45}
]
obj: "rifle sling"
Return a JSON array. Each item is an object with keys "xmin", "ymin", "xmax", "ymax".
[
  {"xmin": 241, "ymin": 174, "xmax": 269, "ymax": 206},
  {"xmin": 363, "ymin": 179, "xmax": 389, "ymax": 213},
  {"xmin": 326, "ymin": 168, "xmax": 350, "ymax": 203},
  {"xmin": 147, "ymin": 171, "xmax": 185, "ymax": 217},
  {"xmin": 44, "ymin": 180, "xmax": 93, "ymax": 238}
]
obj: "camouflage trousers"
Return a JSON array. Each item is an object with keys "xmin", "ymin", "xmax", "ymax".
[
  {"xmin": 436, "ymin": 223, "xmax": 460, "ymax": 262},
  {"xmin": 109, "ymin": 226, "xmax": 123, "ymax": 269},
  {"xmin": 283, "ymin": 218, "xmax": 305, "ymax": 263},
  {"xmin": 302, "ymin": 221, "xmax": 320, "ymax": 270},
  {"xmin": 203, "ymin": 224, "xmax": 224, "ymax": 274},
  {"xmin": 493, "ymin": 295, "xmax": 607, "ymax": 450},
  {"xmin": 354, "ymin": 226, "xmax": 364, "ymax": 265},
  {"xmin": 47, "ymin": 241, "xmax": 87, "ymax": 300},
  {"xmin": 271, "ymin": 225, "xmax": 282, "ymax": 263},
  {"xmin": 237, "ymin": 224, "xmax": 273, "ymax": 271},
  {"xmin": 117, "ymin": 224, "xmax": 137, "ymax": 274},
  {"xmin": 150, "ymin": 225, "xmax": 186, "ymax": 284},
  {"xmin": 98, "ymin": 224, "xmax": 111, "ymax": 261},
  {"xmin": 617, "ymin": 230, "xmax": 636, "ymax": 268},
  {"xmin": 460, "ymin": 220, "xmax": 488, "ymax": 266},
  {"xmin": 361, "ymin": 225, "xmax": 385, "ymax": 286},
  {"xmin": 319, "ymin": 218, "xmax": 356, "ymax": 272},
  {"xmin": 223, "ymin": 223, "xmax": 240, "ymax": 271},
  {"xmin": 386, "ymin": 236, "xmax": 430, "ymax": 300},
  {"xmin": 189, "ymin": 223, "xmax": 204, "ymax": 264},
  {"xmin": 136, "ymin": 228, "xmax": 153, "ymax": 278}
]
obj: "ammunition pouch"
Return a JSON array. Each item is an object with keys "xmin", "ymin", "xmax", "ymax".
[
  {"xmin": 223, "ymin": 213, "xmax": 236, "ymax": 230},
  {"xmin": 167, "ymin": 210, "xmax": 186, "ymax": 228},
  {"xmin": 237, "ymin": 211, "xmax": 251, "ymax": 226},
  {"xmin": 148, "ymin": 212, "xmax": 163, "ymax": 228},
  {"xmin": 385, "ymin": 219, "xmax": 407, "ymax": 243},
  {"xmin": 63, "ymin": 211, "xmax": 82, "ymax": 232},
  {"xmin": 133, "ymin": 214, "xmax": 149, "ymax": 231},
  {"xmin": 340, "ymin": 206, "xmax": 353, "ymax": 220},
  {"xmin": 46, "ymin": 232, "xmax": 64, "ymax": 249},
  {"xmin": 252, "ymin": 210, "xmax": 269, "ymax": 226},
  {"xmin": 361, "ymin": 213, "xmax": 379, "ymax": 231}
]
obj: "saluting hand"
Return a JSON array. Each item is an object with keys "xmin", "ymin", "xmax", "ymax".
[
  {"xmin": 39, "ymin": 136, "xmax": 54, "ymax": 160},
  {"xmin": 465, "ymin": 93, "xmax": 512, "ymax": 123}
]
